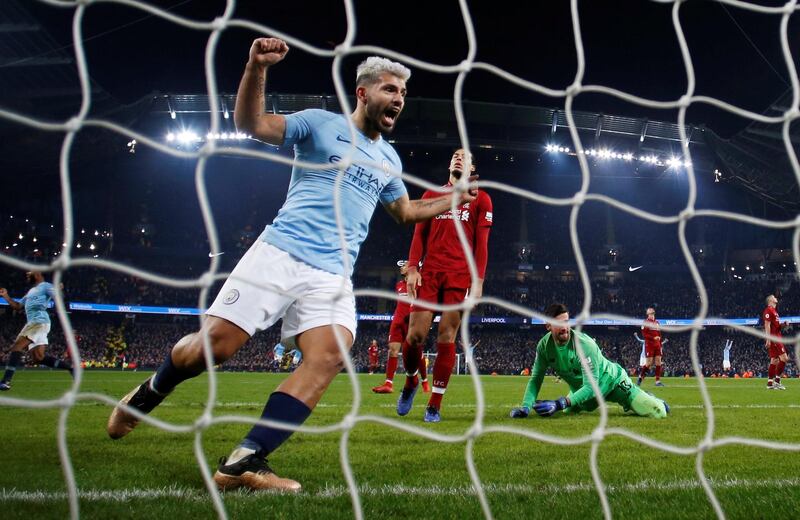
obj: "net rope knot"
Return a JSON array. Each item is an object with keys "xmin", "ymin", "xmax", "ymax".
[{"xmin": 65, "ymin": 117, "xmax": 82, "ymax": 133}]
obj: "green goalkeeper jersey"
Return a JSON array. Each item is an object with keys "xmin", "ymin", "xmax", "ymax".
[{"xmin": 522, "ymin": 330, "xmax": 627, "ymax": 409}]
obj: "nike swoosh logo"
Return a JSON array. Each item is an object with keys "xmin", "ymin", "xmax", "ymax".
[
  {"xmin": 336, "ymin": 135, "xmax": 374, "ymax": 160},
  {"xmin": 208, "ymin": 252, "xmax": 225, "ymax": 258},
  {"xmin": 628, "ymin": 265, "xmax": 643, "ymax": 272}
]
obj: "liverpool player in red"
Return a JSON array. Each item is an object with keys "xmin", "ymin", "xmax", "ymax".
[
  {"xmin": 367, "ymin": 339, "xmax": 379, "ymax": 374},
  {"xmin": 763, "ymin": 294, "xmax": 788, "ymax": 390},
  {"xmin": 396, "ymin": 149, "xmax": 492, "ymax": 422},
  {"xmin": 372, "ymin": 262, "xmax": 429, "ymax": 393},
  {"xmin": 637, "ymin": 307, "xmax": 665, "ymax": 387}
]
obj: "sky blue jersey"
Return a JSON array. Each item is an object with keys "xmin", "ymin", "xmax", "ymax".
[
  {"xmin": 261, "ymin": 109, "xmax": 407, "ymax": 277},
  {"xmin": 20, "ymin": 281, "xmax": 55, "ymax": 325}
]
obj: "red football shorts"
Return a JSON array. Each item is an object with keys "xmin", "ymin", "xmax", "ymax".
[
  {"xmin": 644, "ymin": 343, "xmax": 662, "ymax": 358},
  {"xmin": 411, "ymin": 271, "xmax": 471, "ymax": 313},
  {"xmin": 769, "ymin": 342, "xmax": 786, "ymax": 358},
  {"xmin": 388, "ymin": 318, "xmax": 408, "ymax": 344}
]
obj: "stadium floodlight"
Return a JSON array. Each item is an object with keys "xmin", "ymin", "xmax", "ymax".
[
  {"xmin": 667, "ymin": 157, "xmax": 681, "ymax": 168},
  {"xmin": 32, "ymin": 237, "xmax": 37, "ymax": 243},
  {"xmin": 166, "ymin": 132, "xmax": 175, "ymax": 142},
  {"xmin": 89, "ymin": 244, "xmax": 96, "ymax": 251},
  {"xmin": 17, "ymin": 233, "xmax": 22, "ymax": 240},
  {"xmin": 545, "ymin": 144, "xmax": 555, "ymax": 152},
  {"xmin": 623, "ymin": 153, "xmax": 633, "ymax": 161},
  {"xmin": 730, "ymin": 267, "xmax": 735, "ymax": 271}
]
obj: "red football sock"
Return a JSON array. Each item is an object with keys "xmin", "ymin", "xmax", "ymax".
[
  {"xmin": 402, "ymin": 340, "xmax": 421, "ymax": 390},
  {"xmin": 776, "ymin": 361, "xmax": 785, "ymax": 381},
  {"xmin": 639, "ymin": 365, "xmax": 648, "ymax": 382},
  {"xmin": 428, "ymin": 342, "xmax": 456, "ymax": 410},
  {"xmin": 768, "ymin": 363, "xmax": 776, "ymax": 384},
  {"xmin": 655, "ymin": 365, "xmax": 662, "ymax": 381},
  {"xmin": 418, "ymin": 349, "xmax": 428, "ymax": 382},
  {"xmin": 385, "ymin": 356, "xmax": 398, "ymax": 384}
]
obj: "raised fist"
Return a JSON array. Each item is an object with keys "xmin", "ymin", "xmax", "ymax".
[{"xmin": 249, "ymin": 37, "xmax": 289, "ymax": 67}]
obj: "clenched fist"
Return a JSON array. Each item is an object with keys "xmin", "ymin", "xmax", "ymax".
[{"xmin": 249, "ymin": 37, "xmax": 289, "ymax": 67}]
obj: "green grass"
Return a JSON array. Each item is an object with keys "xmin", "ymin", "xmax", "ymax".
[{"xmin": 0, "ymin": 371, "xmax": 799, "ymax": 519}]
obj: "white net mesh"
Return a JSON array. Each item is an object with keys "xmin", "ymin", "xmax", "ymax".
[{"xmin": 1, "ymin": 1, "xmax": 800, "ymax": 519}]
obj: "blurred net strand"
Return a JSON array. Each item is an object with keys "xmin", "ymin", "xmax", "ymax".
[{"xmin": 0, "ymin": 0, "xmax": 798, "ymax": 519}]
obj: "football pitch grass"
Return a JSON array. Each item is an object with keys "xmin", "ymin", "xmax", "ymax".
[{"xmin": 0, "ymin": 371, "xmax": 798, "ymax": 519}]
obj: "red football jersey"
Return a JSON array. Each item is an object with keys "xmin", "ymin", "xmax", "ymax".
[
  {"xmin": 392, "ymin": 280, "xmax": 411, "ymax": 323},
  {"xmin": 762, "ymin": 306, "xmax": 781, "ymax": 338},
  {"xmin": 408, "ymin": 185, "xmax": 493, "ymax": 274},
  {"xmin": 368, "ymin": 343, "xmax": 379, "ymax": 362},
  {"xmin": 641, "ymin": 318, "xmax": 662, "ymax": 348}
]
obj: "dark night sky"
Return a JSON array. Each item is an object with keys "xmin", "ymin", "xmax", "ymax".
[{"xmin": 21, "ymin": 0, "xmax": 799, "ymax": 137}]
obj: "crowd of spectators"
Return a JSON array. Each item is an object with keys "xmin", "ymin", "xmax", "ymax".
[{"xmin": 0, "ymin": 311, "xmax": 794, "ymax": 379}]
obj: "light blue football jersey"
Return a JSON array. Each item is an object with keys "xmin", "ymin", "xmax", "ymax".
[
  {"xmin": 20, "ymin": 281, "xmax": 55, "ymax": 325},
  {"xmin": 261, "ymin": 109, "xmax": 407, "ymax": 277}
]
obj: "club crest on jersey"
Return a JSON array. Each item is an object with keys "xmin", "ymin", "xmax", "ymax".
[
  {"xmin": 222, "ymin": 289, "xmax": 240, "ymax": 305},
  {"xmin": 382, "ymin": 159, "xmax": 392, "ymax": 177}
]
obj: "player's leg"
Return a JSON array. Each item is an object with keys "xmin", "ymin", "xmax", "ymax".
[
  {"xmin": 424, "ymin": 309, "xmax": 461, "ymax": 422},
  {"xmin": 398, "ymin": 310, "xmax": 433, "ymax": 415},
  {"xmin": 654, "ymin": 355, "xmax": 664, "ymax": 386},
  {"xmin": 214, "ymin": 324, "xmax": 353, "ymax": 492},
  {"xmin": 638, "ymin": 356, "xmax": 653, "ymax": 385},
  {"xmin": 628, "ymin": 385, "xmax": 668, "ymax": 418},
  {"xmin": 372, "ymin": 340, "xmax": 401, "ymax": 393},
  {"xmin": 34, "ymin": 338, "xmax": 75, "ymax": 377},
  {"xmin": 418, "ymin": 346, "xmax": 430, "ymax": 393},
  {"xmin": 108, "ymin": 241, "xmax": 291, "ymax": 438},
  {"xmin": 107, "ymin": 316, "xmax": 250, "ymax": 439},
  {"xmin": 775, "ymin": 349, "xmax": 789, "ymax": 389},
  {"xmin": 0, "ymin": 335, "xmax": 32, "ymax": 390}
]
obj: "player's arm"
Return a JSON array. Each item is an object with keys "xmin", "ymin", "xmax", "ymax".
[
  {"xmin": 634, "ymin": 333, "xmax": 644, "ymax": 344},
  {"xmin": 511, "ymin": 340, "xmax": 546, "ymax": 418},
  {"xmin": 565, "ymin": 336, "xmax": 603, "ymax": 409},
  {"xmin": 234, "ymin": 38, "xmax": 290, "ymax": 145},
  {"xmin": 405, "ymin": 215, "xmax": 430, "ymax": 299},
  {"xmin": 470, "ymin": 196, "xmax": 492, "ymax": 299},
  {"xmin": 0, "ymin": 288, "xmax": 22, "ymax": 311},
  {"xmin": 383, "ymin": 180, "xmax": 477, "ymax": 225},
  {"xmin": 764, "ymin": 319, "xmax": 771, "ymax": 348}
]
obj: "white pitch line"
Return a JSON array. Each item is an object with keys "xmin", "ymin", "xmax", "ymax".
[
  {"xmin": 2, "ymin": 477, "xmax": 800, "ymax": 503},
  {"xmin": 61, "ymin": 401, "xmax": 800, "ymax": 411}
]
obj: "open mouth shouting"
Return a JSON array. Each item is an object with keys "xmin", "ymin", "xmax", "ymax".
[{"xmin": 382, "ymin": 105, "xmax": 400, "ymax": 129}]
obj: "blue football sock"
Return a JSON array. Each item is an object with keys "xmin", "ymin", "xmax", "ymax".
[{"xmin": 242, "ymin": 391, "xmax": 312, "ymax": 455}]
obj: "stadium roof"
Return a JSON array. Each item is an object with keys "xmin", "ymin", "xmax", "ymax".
[
  {"xmin": 704, "ymin": 88, "xmax": 800, "ymax": 213},
  {"xmin": 151, "ymin": 93, "xmax": 704, "ymax": 152}
]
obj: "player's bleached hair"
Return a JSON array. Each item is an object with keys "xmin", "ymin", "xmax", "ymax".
[
  {"xmin": 356, "ymin": 56, "xmax": 411, "ymax": 86},
  {"xmin": 766, "ymin": 294, "xmax": 776, "ymax": 304},
  {"xmin": 646, "ymin": 307, "xmax": 655, "ymax": 314}
]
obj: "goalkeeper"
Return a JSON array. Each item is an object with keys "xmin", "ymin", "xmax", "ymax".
[{"xmin": 510, "ymin": 303, "xmax": 668, "ymax": 419}]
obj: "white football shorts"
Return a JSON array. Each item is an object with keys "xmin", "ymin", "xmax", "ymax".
[
  {"xmin": 206, "ymin": 240, "xmax": 356, "ymax": 348},
  {"xmin": 17, "ymin": 322, "xmax": 51, "ymax": 348}
]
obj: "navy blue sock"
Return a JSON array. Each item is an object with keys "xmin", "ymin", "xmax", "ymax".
[
  {"xmin": 2, "ymin": 351, "xmax": 22, "ymax": 383},
  {"xmin": 242, "ymin": 391, "xmax": 312, "ymax": 455},
  {"xmin": 151, "ymin": 354, "xmax": 202, "ymax": 395}
]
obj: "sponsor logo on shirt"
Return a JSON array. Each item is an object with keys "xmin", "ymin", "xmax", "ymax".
[
  {"xmin": 329, "ymin": 154, "xmax": 390, "ymax": 198},
  {"xmin": 485, "ymin": 211, "xmax": 493, "ymax": 223}
]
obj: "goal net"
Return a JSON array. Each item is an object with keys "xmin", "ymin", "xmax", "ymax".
[{"xmin": 0, "ymin": 1, "xmax": 799, "ymax": 519}]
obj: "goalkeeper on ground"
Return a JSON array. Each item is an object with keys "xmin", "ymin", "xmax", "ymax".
[{"xmin": 510, "ymin": 303, "xmax": 669, "ymax": 419}]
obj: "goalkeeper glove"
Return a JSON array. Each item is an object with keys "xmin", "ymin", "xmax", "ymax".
[
  {"xmin": 533, "ymin": 396, "xmax": 569, "ymax": 417},
  {"xmin": 509, "ymin": 406, "xmax": 529, "ymax": 418}
]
